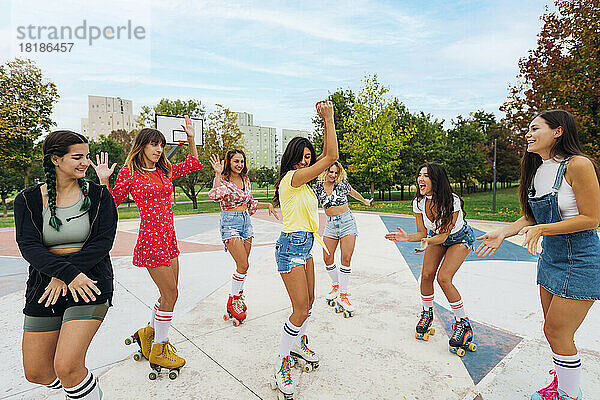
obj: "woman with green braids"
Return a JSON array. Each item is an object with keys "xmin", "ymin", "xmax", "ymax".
[{"xmin": 14, "ymin": 130, "xmax": 117, "ymax": 400}]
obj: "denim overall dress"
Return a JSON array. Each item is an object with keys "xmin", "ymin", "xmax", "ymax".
[{"xmin": 528, "ymin": 158, "xmax": 600, "ymax": 300}]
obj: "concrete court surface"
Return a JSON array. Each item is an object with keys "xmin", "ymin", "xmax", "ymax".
[{"xmin": 1, "ymin": 211, "xmax": 599, "ymax": 400}]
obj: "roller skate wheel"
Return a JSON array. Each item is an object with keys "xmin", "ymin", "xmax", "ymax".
[
  {"xmin": 422, "ymin": 332, "xmax": 429, "ymax": 341},
  {"xmin": 335, "ymin": 306, "xmax": 342, "ymax": 313},
  {"xmin": 456, "ymin": 348, "xmax": 466, "ymax": 357},
  {"xmin": 469, "ymin": 343, "xmax": 477, "ymax": 352},
  {"xmin": 415, "ymin": 332, "xmax": 421, "ymax": 340},
  {"xmin": 124, "ymin": 336, "xmax": 133, "ymax": 346},
  {"xmin": 289, "ymin": 357, "xmax": 297, "ymax": 368},
  {"xmin": 449, "ymin": 346, "xmax": 456, "ymax": 354},
  {"xmin": 313, "ymin": 362, "xmax": 319, "ymax": 370},
  {"xmin": 232, "ymin": 319, "xmax": 240, "ymax": 327},
  {"xmin": 429, "ymin": 328, "xmax": 435, "ymax": 335},
  {"xmin": 133, "ymin": 351, "xmax": 142, "ymax": 361},
  {"xmin": 223, "ymin": 313, "xmax": 229, "ymax": 321},
  {"xmin": 169, "ymin": 369, "xmax": 179, "ymax": 380},
  {"xmin": 149, "ymin": 371, "xmax": 158, "ymax": 380},
  {"xmin": 343, "ymin": 310, "xmax": 350, "ymax": 318},
  {"xmin": 304, "ymin": 363, "xmax": 313, "ymax": 373},
  {"xmin": 326, "ymin": 299, "xmax": 334, "ymax": 306}
]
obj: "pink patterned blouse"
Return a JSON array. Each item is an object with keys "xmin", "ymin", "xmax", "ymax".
[
  {"xmin": 208, "ymin": 175, "xmax": 258, "ymax": 215},
  {"xmin": 110, "ymin": 153, "xmax": 203, "ymax": 268}
]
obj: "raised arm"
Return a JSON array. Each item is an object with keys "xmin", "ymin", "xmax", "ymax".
[
  {"xmin": 291, "ymin": 100, "xmax": 338, "ymax": 187},
  {"xmin": 182, "ymin": 115, "xmax": 198, "ymax": 159},
  {"xmin": 349, "ymin": 187, "xmax": 373, "ymax": 206}
]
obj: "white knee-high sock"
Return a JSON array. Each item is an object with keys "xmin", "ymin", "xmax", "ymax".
[
  {"xmin": 279, "ymin": 319, "xmax": 300, "ymax": 359},
  {"xmin": 325, "ymin": 263, "xmax": 338, "ymax": 284},
  {"xmin": 153, "ymin": 310, "xmax": 173, "ymax": 343},
  {"xmin": 297, "ymin": 309, "xmax": 312, "ymax": 339},
  {"xmin": 46, "ymin": 377, "xmax": 62, "ymax": 390},
  {"xmin": 449, "ymin": 300, "xmax": 467, "ymax": 320},
  {"xmin": 421, "ymin": 293, "xmax": 434, "ymax": 310},
  {"xmin": 150, "ymin": 300, "xmax": 160, "ymax": 329},
  {"xmin": 339, "ymin": 265, "xmax": 351, "ymax": 293},
  {"xmin": 64, "ymin": 371, "xmax": 101, "ymax": 400},
  {"xmin": 553, "ymin": 352, "xmax": 582, "ymax": 398},
  {"xmin": 231, "ymin": 271, "xmax": 247, "ymax": 296}
]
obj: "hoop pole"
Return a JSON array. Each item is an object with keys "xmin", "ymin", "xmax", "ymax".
[{"xmin": 166, "ymin": 141, "xmax": 187, "ymax": 160}]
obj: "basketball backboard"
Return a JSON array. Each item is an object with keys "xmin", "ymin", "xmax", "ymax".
[{"xmin": 155, "ymin": 114, "xmax": 204, "ymax": 146}]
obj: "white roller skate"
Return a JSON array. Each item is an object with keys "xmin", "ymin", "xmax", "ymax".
[
  {"xmin": 270, "ymin": 356, "xmax": 294, "ymax": 399},
  {"xmin": 335, "ymin": 293, "xmax": 355, "ymax": 318},
  {"xmin": 290, "ymin": 335, "xmax": 320, "ymax": 372},
  {"xmin": 325, "ymin": 284, "xmax": 339, "ymax": 307}
]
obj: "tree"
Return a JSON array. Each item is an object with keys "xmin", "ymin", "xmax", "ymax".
[
  {"xmin": 108, "ymin": 128, "xmax": 137, "ymax": 154},
  {"xmin": 87, "ymin": 136, "xmax": 126, "ymax": 187},
  {"xmin": 343, "ymin": 74, "xmax": 414, "ymax": 200},
  {"xmin": 0, "ymin": 169, "xmax": 24, "ymax": 216},
  {"xmin": 254, "ymin": 166, "xmax": 277, "ymax": 198},
  {"xmin": 312, "ymin": 89, "xmax": 356, "ymax": 164},
  {"xmin": 0, "ymin": 58, "xmax": 59, "ymax": 187},
  {"xmin": 501, "ymin": 0, "xmax": 600, "ymax": 159}
]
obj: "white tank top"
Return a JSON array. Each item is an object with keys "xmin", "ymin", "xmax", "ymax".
[{"xmin": 533, "ymin": 158, "xmax": 579, "ymax": 220}]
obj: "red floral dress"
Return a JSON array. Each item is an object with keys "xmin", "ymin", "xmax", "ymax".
[{"xmin": 110, "ymin": 154, "xmax": 203, "ymax": 268}]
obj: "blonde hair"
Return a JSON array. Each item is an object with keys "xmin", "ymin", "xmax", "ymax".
[
  {"xmin": 126, "ymin": 128, "xmax": 172, "ymax": 176},
  {"xmin": 318, "ymin": 161, "xmax": 347, "ymax": 185}
]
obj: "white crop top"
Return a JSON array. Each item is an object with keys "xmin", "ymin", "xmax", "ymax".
[
  {"xmin": 533, "ymin": 158, "xmax": 579, "ymax": 220},
  {"xmin": 412, "ymin": 193, "xmax": 465, "ymax": 235}
]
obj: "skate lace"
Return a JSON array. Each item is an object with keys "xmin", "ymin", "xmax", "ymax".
[
  {"xmin": 340, "ymin": 293, "xmax": 351, "ymax": 305},
  {"xmin": 417, "ymin": 309, "xmax": 432, "ymax": 329},
  {"xmin": 232, "ymin": 297, "xmax": 244, "ymax": 313},
  {"xmin": 535, "ymin": 370, "xmax": 559, "ymax": 399},
  {"xmin": 328, "ymin": 284, "xmax": 339, "ymax": 295},
  {"xmin": 451, "ymin": 320, "xmax": 466, "ymax": 342},
  {"xmin": 280, "ymin": 357, "xmax": 292, "ymax": 385},
  {"xmin": 300, "ymin": 335, "xmax": 315, "ymax": 356},
  {"xmin": 164, "ymin": 342, "xmax": 178, "ymax": 359}
]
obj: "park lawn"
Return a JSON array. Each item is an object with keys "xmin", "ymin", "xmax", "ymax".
[{"xmin": 0, "ymin": 187, "xmax": 522, "ymax": 228}]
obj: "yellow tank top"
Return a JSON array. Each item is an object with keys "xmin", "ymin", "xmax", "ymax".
[{"xmin": 279, "ymin": 170, "xmax": 328, "ymax": 253}]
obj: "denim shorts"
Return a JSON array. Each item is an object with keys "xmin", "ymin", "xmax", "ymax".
[
  {"xmin": 220, "ymin": 210, "xmax": 254, "ymax": 250},
  {"xmin": 275, "ymin": 231, "xmax": 314, "ymax": 273},
  {"xmin": 428, "ymin": 224, "xmax": 475, "ymax": 249},
  {"xmin": 323, "ymin": 210, "xmax": 358, "ymax": 240}
]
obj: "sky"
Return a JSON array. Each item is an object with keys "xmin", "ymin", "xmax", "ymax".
[{"xmin": 1, "ymin": 0, "xmax": 553, "ymax": 142}]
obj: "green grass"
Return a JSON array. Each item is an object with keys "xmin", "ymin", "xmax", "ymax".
[{"xmin": 0, "ymin": 187, "xmax": 522, "ymax": 228}]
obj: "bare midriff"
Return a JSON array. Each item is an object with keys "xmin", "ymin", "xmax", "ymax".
[
  {"xmin": 49, "ymin": 247, "xmax": 82, "ymax": 255},
  {"xmin": 325, "ymin": 203, "xmax": 349, "ymax": 217},
  {"xmin": 227, "ymin": 205, "xmax": 248, "ymax": 212}
]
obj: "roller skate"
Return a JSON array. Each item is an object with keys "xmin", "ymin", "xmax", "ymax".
[
  {"xmin": 415, "ymin": 307, "xmax": 435, "ymax": 341},
  {"xmin": 325, "ymin": 284, "xmax": 339, "ymax": 307},
  {"xmin": 290, "ymin": 335, "xmax": 320, "ymax": 372},
  {"xmin": 270, "ymin": 356, "xmax": 294, "ymax": 400},
  {"xmin": 530, "ymin": 370, "xmax": 582, "ymax": 399},
  {"xmin": 335, "ymin": 293, "xmax": 354, "ymax": 318},
  {"xmin": 448, "ymin": 318, "xmax": 477, "ymax": 357},
  {"xmin": 239, "ymin": 290, "xmax": 247, "ymax": 311},
  {"xmin": 148, "ymin": 340, "xmax": 185, "ymax": 380},
  {"xmin": 124, "ymin": 325, "xmax": 154, "ymax": 361},
  {"xmin": 223, "ymin": 294, "xmax": 246, "ymax": 326}
]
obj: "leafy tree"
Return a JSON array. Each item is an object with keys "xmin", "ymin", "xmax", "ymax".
[
  {"xmin": 254, "ymin": 166, "xmax": 277, "ymax": 198},
  {"xmin": 108, "ymin": 128, "xmax": 137, "ymax": 154},
  {"xmin": 501, "ymin": 0, "xmax": 600, "ymax": 158},
  {"xmin": 87, "ymin": 136, "xmax": 126, "ymax": 187},
  {"xmin": 312, "ymin": 89, "xmax": 356, "ymax": 164},
  {"xmin": 0, "ymin": 58, "xmax": 59, "ymax": 187},
  {"xmin": 0, "ymin": 169, "xmax": 24, "ymax": 216}
]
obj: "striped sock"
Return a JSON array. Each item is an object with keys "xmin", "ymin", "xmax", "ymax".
[
  {"xmin": 297, "ymin": 309, "xmax": 312, "ymax": 339},
  {"xmin": 231, "ymin": 271, "xmax": 247, "ymax": 296},
  {"xmin": 339, "ymin": 265, "xmax": 351, "ymax": 293},
  {"xmin": 64, "ymin": 371, "xmax": 101, "ymax": 400},
  {"xmin": 150, "ymin": 300, "xmax": 160, "ymax": 329},
  {"xmin": 421, "ymin": 293, "xmax": 434, "ymax": 310},
  {"xmin": 553, "ymin": 352, "xmax": 582, "ymax": 398},
  {"xmin": 46, "ymin": 377, "xmax": 62, "ymax": 390},
  {"xmin": 325, "ymin": 263, "xmax": 338, "ymax": 284},
  {"xmin": 449, "ymin": 300, "xmax": 467, "ymax": 320},
  {"xmin": 279, "ymin": 319, "xmax": 300, "ymax": 359},
  {"xmin": 153, "ymin": 310, "xmax": 173, "ymax": 343}
]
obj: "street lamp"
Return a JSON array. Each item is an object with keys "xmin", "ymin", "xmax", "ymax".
[{"xmin": 492, "ymin": 132, "xmax": 499, "ymax": 213}]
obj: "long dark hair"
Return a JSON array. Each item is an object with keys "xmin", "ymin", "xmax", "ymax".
[
  {"xmin": 414, "ymin": 162, "xmax": 463, "ymax": 233},
  {"xmin": 273, "ymin": 137, "xmax": 316, "ymax": 206},
  {"xmin": 42, "ymin": 130, "xmax": 91, "ymax": 231},
  {"xmin": 222, "ymin": 149, "xmax": 248, "ymax": 180},
  {"xmin": 520, "ymin": 110, "xmax": 600, "ymax": 220},
  {"xmin": 125, "ymin": 128, "xmax": 172, "ymax": 176}
]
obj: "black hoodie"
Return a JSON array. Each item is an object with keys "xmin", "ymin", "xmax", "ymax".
[{"xmin": 14, "ymin": 181, "xmax": 117, "ymax": 316}]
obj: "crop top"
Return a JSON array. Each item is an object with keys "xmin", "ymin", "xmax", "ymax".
[
  {"xmin": 312, "ymin": 179, "xmax": 352, "ymax": 209},
  {"xmin": 42, "ymin": 194, "xmax": 91, "ymax": 249},
  {"xmin": 412, "ymin": 193, "xmax": 465, "ymax": 235},
  {"xmin": 208, "ymin": 175, "xmax": 258, "ymax": 215}
]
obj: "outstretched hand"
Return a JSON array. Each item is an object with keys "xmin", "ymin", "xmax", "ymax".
[
  {"xmin": 415, "ymin": 238, "xmax": 428, "ymax": 253},
  {"xmin": 182, "ymin": 115, "xmax": 195, "ymax": 140},
  {"xmin": 91, "ymin": 152, "xmax": 116, "ymax": 184},
  {"xmin": 210, "ymin": 154, "xmax": 224, "ymax": 175},
  {"xmin": 268, "ymin": 203, "xmax": 279, "ymax": 220},
  {"xmin": 475, "ymin": 230, "xmax": 505, "ymax": 258},
  {"xmin": 385, "ymin": 227, "xmax": 408, "ymax": 242}
]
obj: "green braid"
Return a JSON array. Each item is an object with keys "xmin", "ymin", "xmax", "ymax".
[
  {"xmin": 78, "ymin": 178, "xmax": 91, "ymax": 212},
  {"xmin": 43, "ymin": 155, "xmax": 62, "ymax": 231}
]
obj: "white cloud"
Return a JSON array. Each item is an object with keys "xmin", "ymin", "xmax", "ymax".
[{"xmin": 77, "ymin": 75, "xmax": 244, "ymax": 91}]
